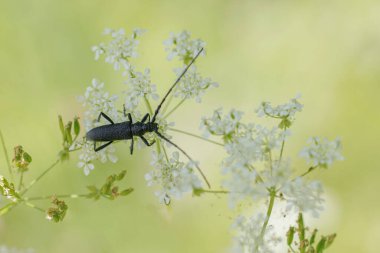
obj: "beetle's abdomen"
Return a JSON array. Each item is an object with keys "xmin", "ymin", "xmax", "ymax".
[{"xmin": 86, "ymin": 122, "xmax": 132, "ymax": 141}]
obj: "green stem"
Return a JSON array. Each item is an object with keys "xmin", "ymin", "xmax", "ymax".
[
  {"xmin": 199, "ymin": 189, "xmax": 229, "ymax": 194},
  {"xmin": 23, "ymin": 201, "xmax": 45, "ymax": 213},
  {"xmin": 18, "ymin": 172, "xmax": 24, "ymax": 191},
  {"xmin": 143, "ymin": 95, "xmax": 153, "ymax": 115},
  {"xmin": 0, "ymin": 202, "xmax": 18, "ymax": 216},
  {"xmin": 24, "ymin": 193, "xmax": 89, "ymax": 201},
  {"xmin": 299, "ymin": 166, "xmax": 317, "ymax": 178},
  {"xmin": 268, "ymin": 148, "xmax": 274, "ymax": 176},
  {"xmin": 163, "ymin": 98, "xmax": 186, "ymax": 119},
  {"xmin": 168, "ymin": 128, "xmax": 224, "ymax": 146},
  {"xmin": 21, "ymin": 159, "xmax": 60, "ymax": 196},
  {"xmin": 298, "ymin": 213, "xmax": 306, "ymax": 253},
  {"xmin": 256, "ymin": 189, "xmax": 276, "ymax": 252},
  {"xmin": 0, "ymin": 130, "xmax": 13, "ymax": 182},
  {"xmin": 278, "ymin": 127, "xmax": 287, "ymax": 164}
]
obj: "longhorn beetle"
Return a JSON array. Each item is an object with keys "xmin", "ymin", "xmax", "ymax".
[{"xmin": 86, "ymin": 48, "xmax": 210, "ymax": 187}]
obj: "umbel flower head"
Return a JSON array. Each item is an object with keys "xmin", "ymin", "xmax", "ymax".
[{"xmin": 78, "ymin": 28, "xmax": 216, "ymax": 204}]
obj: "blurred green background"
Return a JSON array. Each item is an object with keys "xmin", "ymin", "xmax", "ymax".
[{"xmin": 1, "ymin": 0, "xmax": 379, "ymax": 252}]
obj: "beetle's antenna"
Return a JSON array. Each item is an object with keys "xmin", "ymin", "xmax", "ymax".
[
  {"xmin": 151, "ymin": 48, "xmax": 204, "ymax": 123},
  {"xmin": 155, "ymin": 130, "xmax": 211, "ymax": 188}
]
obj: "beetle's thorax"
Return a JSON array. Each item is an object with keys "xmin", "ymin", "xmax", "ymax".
[{"xmin": 131, "ymin": 121, "xmax": 158, "ymax": 135}]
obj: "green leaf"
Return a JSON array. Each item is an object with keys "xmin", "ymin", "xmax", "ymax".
[
  {"xmin": 117, "ymin": 170, "xmax": 127, "ymax": 180},
  {"xmin": 65, "ymin": 121, "xmax": 73, "ymax": 144},
  {"xmin": 86, "ymin": 185, "xmax": 98, "ymax": 193},
  {"xmin": 0, "ymin": 203, "xmax": 17, "ymax": 216},
  {"xmin": 310, "ymin": 229, "xmax": 318, "ymax": 245},
  {"xmin": 287, "ymin": 226, "xmax": 295, "ymax": 246},
  {"xmin": 120, "ymin": 188, "xmax": 134, "ymax": 196},
  {"xmin": 325, "ymin": 234, "xmax": 336, "ymax": 249},
  {"xmin": 74, "ymin": 117, "xmax": 80, "ymax": 136},
  {"xmin": 58, "ymin": 115, "xmax": 65, "ymax": 137},
  {"xmin": 316, "ymin": 237, "xmax": 326, "ymax": 253},
  {"xmin": 23, "ymin": 152, "xmax": 32, "ymax": 163}
]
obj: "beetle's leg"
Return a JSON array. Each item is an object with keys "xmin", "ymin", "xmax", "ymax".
[
  {"xmin": 127, "ymin": 113, "xmax": 133, "ymax": 123},
  {"xmin": 94, "ymin": 141, "xmax": 113, "ymax": 152},
  {"xmin": 130, "ymin": 138, "xmax": 134, "ymax": 155},
  {"xmin": 140, "ymin": 135, "xmax": 156, "ymax": 146},
  {"xmin": 141, "ymin": 113, "xmax": 150, "ymax": 123},
  {"xmin": 97, "ymin": 112, "xmax": 114, "ymax": 124}
]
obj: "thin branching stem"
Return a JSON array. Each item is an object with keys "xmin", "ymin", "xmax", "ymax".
[
  {"xmin": 23, "ymin": 201, "xmax": 45, "ymax": 213},
  {"xmin": 0, "ymin": 130, "xmax": 13, "ymax": 182},
  {"xmin": 199, "ymin": 189, "xmax": 229, "ymax": 194},
  {"xmin": 299, "ymin": 166, "xmax": 317, "ymax": 178},
  {"xmin": 21, "ymin": 159, "xmax": 60, "ymax": 196},
  {"xmin": 24, "ymin": 193, "xmax": 89, "ymax": 201},
  {"xmin": 278, "ymin": 127, "xmax": 287, "ymax": 164},
  {"xmin": 163, "ymin": 98, "xmax": 186, "ymax": 119},
  {"xmin": 256, "ymin": 188, "xmax": 276, "ymax": 252},
  {"xmin": 168, "ymin": 128, "xmax": 224, "ymax": 146},
  {"xmin": 143, "ymin": 95, "xmax": 153, "ymax": 115},
  {"xmin": 18, "ymin": 172, "xmax": 24, "ymax": 191}
]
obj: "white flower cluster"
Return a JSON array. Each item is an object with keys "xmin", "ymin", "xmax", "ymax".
[
  {"xmin": 232, "ymin": 213, "xmax": 281, "ymax": 253},
  {"xmin": 256, "ymin": 94, "xmax": 303, "ymax": 121},
  {"xmin": 164, "ymin": 30, "xmax": 206, "ymax": 62},
  {"xmin": 77, "ymin": 79, "xmax": 119, "ymax": 175},
  {"xmin": 300, "ymin": 137, "xmax": 344, "ymax": 168},
  {"xmin": 124, "ymin": 68, "xmax": 159, "ymax": 110},
  {"xmin": 92, "ymin": 28, "xmax": 144, "ymax": 73},
  {"xmin": 76, "ymin": 140, "xmax": 118, "ymax": 176},
  {"xmin": 282, "ymin": 177, "xmax": 324, "ymax": 217},
  {"xmin": 145, "ymin": 151, "xmax": 202, "ymax": 204},
  {"xmin": 200, "ymin": 108, "xmax": 244, "ymax": 138},
  {"xmin": 78, "ymin": 79, "xmax": 119, "ymax": 131},
  {"xmin": 173, "ymin": 66, "xmax": 218, "ymax": 103},
  {"xmin": 201, "ymin": 96, "xmax": 334, "ymax": 217}
]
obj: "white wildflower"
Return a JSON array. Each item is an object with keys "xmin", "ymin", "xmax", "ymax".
[
  {"xmin": 282, "ymin": 177, "xmax": 324, "ymax": 217},
  {"xmin": 173, "ymin": 66, "xmax": 218, "ymax": 103},
  {"xmin": 145, "ymin": 151, "xmax": 202, "ymax": 204},
  {"xmin": 222, "ymin": 164, "xmax": 268, "ymax": 207},
  {"xmin": 256, "ymin": 95, "xmax": 303, "ymax": 121},
  {"xmin": 78, "ymin": 79, "xmax": 119, "ymax": 131},
  {"xmin": 124, "ymin": 68, "xmax": 159, "ymax": 110},
  {"xmin": 76, "ymin": 141, "xmax": 118, "ymax": 175},
  {"xmin": 164, "ymin": 30, "xmax": 206, "ymax": 63},
  {"xmin": 92, "ymin": 28, "xmax": 144, "ymax": 73},
  {"xmin": 300, "ymin": 137, "xmax": 344, "ymax": 168},
  {"xmin": 200, "ymin": 108, "xmax": 244, "ymax": 139},
  {"xmin": 232, "ymin": 213, "xmax": 281, "ymax": 253}
]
